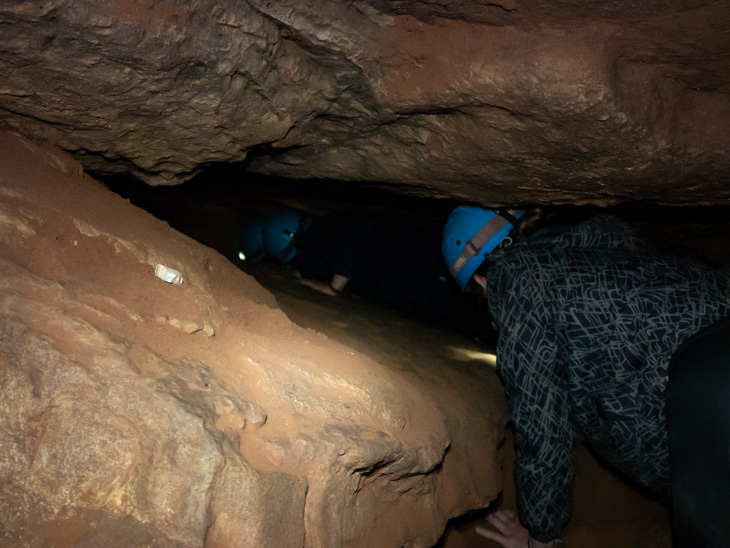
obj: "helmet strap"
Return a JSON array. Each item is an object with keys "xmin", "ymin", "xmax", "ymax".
[
  {"xmin": 497, "ymin": 209, "xmax": 521, "ymax": 228},
  {"xmin": 448, "ymin": 214, "xmax": 510, "ymax": 279}
]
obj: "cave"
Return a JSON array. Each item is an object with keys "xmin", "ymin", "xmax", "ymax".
[{"xmin": 1, "ymin": 1, "xmax": 729, "ymax": 547}]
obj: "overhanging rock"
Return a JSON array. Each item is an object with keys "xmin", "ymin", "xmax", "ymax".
[{"xmin": 1, "ymin": 1, "xmax": 729, "ymax": 205}]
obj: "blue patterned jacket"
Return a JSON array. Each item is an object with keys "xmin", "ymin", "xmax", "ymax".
[{"xmin": 486, "ymin": 216, "xmax": 730, "ymax": 542}]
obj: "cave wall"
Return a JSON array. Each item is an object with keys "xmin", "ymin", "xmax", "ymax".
[
  {"xmin": 1, "ymin": 0, "xmax": 729, "ymax": 205},
  {"xmin": 0, "ymin": 130, "xmax": 510, "ymax": 547}
]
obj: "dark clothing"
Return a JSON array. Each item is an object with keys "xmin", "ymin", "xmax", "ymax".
[
  {"xmin": 292, "ymin": 214, "xmax": 379, "ymax": 286},
  {"xmin": 292, "ymin": 212, "xmax": 490, "ymax": 340},
  {"xmin": 485, "ymin": 216, "xmax": 730, "ymax": 542},
  {"xmin": 667, "ymin": 316, "xmax": 730, "ymax": 547}
]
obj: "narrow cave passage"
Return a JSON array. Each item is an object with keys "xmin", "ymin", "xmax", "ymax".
[
  {"xmin": 2, "ymin": 0, "xmax": 730, "ymax": 545},
  {"xmin": 2, "ymin": 130, "xmax": 729, "ymax": 546},
  {"xmin": 99, "ymin": 165, "xmax": 730, "ymax": 548}
]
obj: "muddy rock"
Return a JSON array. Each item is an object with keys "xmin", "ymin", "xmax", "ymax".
[
  {"xmin": 0, "ymin": 130, "xmax": 509, "ymax": 546},
  {"xmin": 1, "ymin": 1, "xmax": 729, "ymax": 205}
]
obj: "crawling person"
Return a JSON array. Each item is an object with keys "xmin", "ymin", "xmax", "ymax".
[
  {"xmin": 238, "ymin": 209, "xmax": 495, "ymax": 343},
  {"xmin": 441, "ymin": 206, "xmax": 730, "ymax": 547}
]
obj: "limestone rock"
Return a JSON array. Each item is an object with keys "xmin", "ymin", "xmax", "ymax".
[
  {"xmin": 1, "ymin": 1, "xmax": 729, "ymax": 205},
  {"xmin": 0, "ymin": 130, "xmax": 509, "ymax": 546}
]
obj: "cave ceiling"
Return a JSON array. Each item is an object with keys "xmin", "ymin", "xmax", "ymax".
[{"xmin": 1, "ymin": 0, "xmax": 729, "ymax": 206}]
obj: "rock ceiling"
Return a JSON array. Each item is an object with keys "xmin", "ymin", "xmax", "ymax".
[{"xmin": 1, "ymin": 0, "xmax": 729, "ymax": 206}]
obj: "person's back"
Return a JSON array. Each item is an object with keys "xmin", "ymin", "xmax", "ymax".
[
  {"xmin": 292, "ymin": 212, "xmax": 380, "ymax": 288},
  {"xmin": 485, "ymin": 215, "xmax": 730, "ymax": 541},
  {"xmin": 293, "ymin": 212, "xmax": 492, "ymax": 340}
]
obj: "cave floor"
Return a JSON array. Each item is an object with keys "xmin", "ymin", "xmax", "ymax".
[{"xmin": 245, "ymin": 262, "xmax": 673, "ymax": 548}]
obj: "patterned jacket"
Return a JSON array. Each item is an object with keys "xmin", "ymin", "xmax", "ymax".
[{"xmin": 486, "ymin": 216, "xmax": 730, "ymax": 542}]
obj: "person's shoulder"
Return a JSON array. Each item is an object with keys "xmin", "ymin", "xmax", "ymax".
[
  {"xmin": 581, "ymin": 214, "xmax": 632, "ymax": 234},
  {"xmin": 488, "ymin": 215, "xmax": 647, "ymax": 272},
  {"xmin": 487, "ymin": 239, "xmax": 556, "ymax": 280},
  {"xmin": 526, "ymin": 215, "xmax": 649, "ymax": 252}
]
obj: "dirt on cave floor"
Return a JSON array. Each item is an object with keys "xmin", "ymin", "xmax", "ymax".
[{"xmin": 243, "ymin": 261, "xmax": 673, "ymax": 548}]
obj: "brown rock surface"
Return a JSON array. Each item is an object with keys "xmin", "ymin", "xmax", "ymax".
[
  {"xmin": 1, "ymin": 1, "xmax": 729, "ymax": 205},
  {"xmin": 0, "ymin": 130, "xmax": 509, "ymax": 547}
]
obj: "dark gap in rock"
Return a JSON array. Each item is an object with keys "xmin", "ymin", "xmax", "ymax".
[{"xmin": 98, "ymin": 164, "xmax": 730, "ymax": 269}]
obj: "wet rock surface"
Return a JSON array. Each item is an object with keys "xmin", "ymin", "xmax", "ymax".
[
  {"xmin": 1, "ymin": 1, "xmax": 729, "ymax": 205},
  {"xmin": 0, "ymin": 131, "xmax": 509, "ymax": 547}
]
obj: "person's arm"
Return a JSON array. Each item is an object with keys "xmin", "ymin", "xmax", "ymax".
[
  {"xmin": 496, "ymin": 314, "xmax": 577, "ymax": 544},
  {"xmin": 299, "ymin": 273, "xmax": 349, "ymax": 297}
]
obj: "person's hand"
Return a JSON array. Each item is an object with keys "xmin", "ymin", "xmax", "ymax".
[
  {"xmin": 476, "ymin": 509, "xmax": 529, "ymax": 547},
  {"xmin": 475, "ymin": 510, "xmax": 560, "ymax": 548},
  {"xmin": 299, "ymin": 278, "xmax": 340, "ymax": 296}
]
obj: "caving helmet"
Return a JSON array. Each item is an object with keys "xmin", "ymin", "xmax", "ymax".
[
  {"xmin": 262, "ymin": 211, "xmax": 311, "ymax": 264},
  {"xmin": 442, "ymin": 206, "xmax": 524, "ymax": 290},
  {"xmin": 237, "ymin": 220, "xmax": 266, "ymax": 263}
]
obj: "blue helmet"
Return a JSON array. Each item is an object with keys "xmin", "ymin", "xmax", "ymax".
[
  {"xmin": 442, "ymin": 206, "xmax": 524, "ymax": 290},
  {"xmin": 262, "ymin": 211, "xmax": 310, "ymax": 264},
  {"xmin": 237, "ymin": 220, "xmax": 266, "ymax": 263}
]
